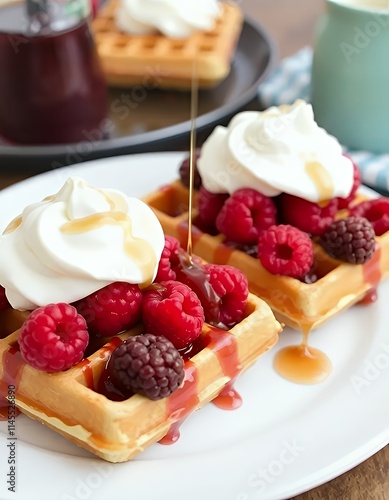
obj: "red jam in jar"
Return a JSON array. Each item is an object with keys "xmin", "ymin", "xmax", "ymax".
[{"xmin": 0, "ymin": 2, "xmax": 108, "ymax": 145}]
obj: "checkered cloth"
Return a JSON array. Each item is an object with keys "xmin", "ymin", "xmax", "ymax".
[{"xmin": 257, "ymin": 47, "xmax": 389, "ymax": 194}]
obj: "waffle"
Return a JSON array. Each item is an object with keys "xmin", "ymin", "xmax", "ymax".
[
  {"xmin": 143, "ymin": 181, "xmax": 389, "ymax": 332},
  {"xmin": 0, "ymin": 295, "xmax": 280, "ymax": 463},
  {"xmin": 92, "ymin": 1, "xmax": 244, "ymax": 89}
]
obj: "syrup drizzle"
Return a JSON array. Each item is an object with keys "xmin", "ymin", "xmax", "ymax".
[
  {"xmin": 205, "ymin": 326, "xmax": 242, "ymax": 410},
  {"xmin": 160, "ymin": 325, "xmax": 243, "ymax": 444},
  {"xmin": 304, "ymin": 160, "xmax": 334, "ymax": 201},
  {"xmin": 159, "ymin": 362, "xmax": 199, "ymax": 444},
  {"xmin": 0, "ymin": 342, "xmax": 24, "ymax": 420},
  {"xmin": 78, "ymin": 359, "xmax": 95, "ymax": 390},
  {"xmin": 60, "ymin": 211, "xmax": 156, "ymax": 286},
  {"xmin": 186, "ymin": 62, "xmax": 199, "ymax": 263},
  {"xmin": 159, "ymin": 62, "xmax": 242, "ymax": 444}
]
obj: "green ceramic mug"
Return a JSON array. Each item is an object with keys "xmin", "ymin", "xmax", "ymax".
[{"xmin": 311, "ymin": 0, "xmax": 389, "ymax": 154}]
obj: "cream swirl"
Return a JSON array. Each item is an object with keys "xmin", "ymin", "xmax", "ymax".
[
  {"xmin": 197, "ymin": 100, "xmax": 354, "ymax": 202},
  {"xmin": 115, "ymin": 0, "xmax": 221, "ymax": 38},
  {"xmin": 0, "ymin": 177, "xmax": 165, "ymax": 310}
]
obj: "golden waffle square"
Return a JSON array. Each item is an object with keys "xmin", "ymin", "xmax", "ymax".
[
  {"xmin": 92, "ymin": 1, "xmax": 244, "ymax": 89},
  {"xmin": 143, "ymin": 181, "xmax": 389, "ymax": 332},
  {"xmin": 0, "ymin": 295, "xmax": 280, "ymax": 463}
]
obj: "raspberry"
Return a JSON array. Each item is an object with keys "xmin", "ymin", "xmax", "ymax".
[
  {"xmin": 0, "ymin": 286, "xmax": 10, "ymax": 311},
  {"xmin": 74, "ymin": 282, "xmax": 143, "ymax": 337},
  {"xmin": 279, "ymin": 194, "xmax": 338, "ymax": 236},
  {"xmin": 349, "ymin": 198, "xmax": 389, "ymax": 236},
  {"xmin": 178, "ymin": 149, "xmax": 202, "ymax": 190},
  {"xmin": 107, "ymin": 334, "xmax": 184, "ymax": 401},
  {"xmin": 155, "ymin": 236, "xmax": 181, "ymax": 282},
  {"xmin": 18, "ymin": 303, "xmax": 88, "ymax": 372},
  {"xmin": 203, "ymin": 264, "xmax": 248, "ymax": 327},
  {"xmin": 195, "ymin": 187, "xmax": 229, "ymax": 233},
  {"xmin": 337, "ymin": 156, "xmax": 361, "ymax": 209},
  {"xmin": 258, "ymin": 225, "xmax": 314, "ymax": 278},
  {"xmin": 142, "ymin": 280, "xmax": 204, "ymax": 349},
  {"xmin": 216, "ymin": 188, "xmax": 277, "ymax": 244},
  {"xmin": 319, "ymin": 216, "xmax": 376, "ymax": 264}
]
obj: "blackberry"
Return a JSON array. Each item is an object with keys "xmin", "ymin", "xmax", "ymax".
[
  {"xmin": 178, "ymin": 149, "xmax": 202, "ymax": 190},
  {"xmin": 107, "ymin": 334, "xmax": 184, "ymax": 401},
  {"xmin": 319, "ymin": 216, "xmax": 376, "ymax": 264}
]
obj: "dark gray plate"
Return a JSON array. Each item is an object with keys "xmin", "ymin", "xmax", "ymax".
[{"xmin": 0, "ymin": 16, "xmax": 276, "ymax": 172}]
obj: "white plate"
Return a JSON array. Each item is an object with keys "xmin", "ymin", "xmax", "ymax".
[{"xmin": 0, "ymin": 152, "xmax": 388, "ymax": 500}]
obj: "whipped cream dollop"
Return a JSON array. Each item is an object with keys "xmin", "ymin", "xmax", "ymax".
[
  {"xmin": 0, "ymin": 177, "xmax": 165, "ymax": 310},
  {"xmin": 115, "ymin": 0, "xmax": 221, "ymax": 38},
  {"xmin": 197, "ymin": 100, "xmax": 354, "ymax": 202}
]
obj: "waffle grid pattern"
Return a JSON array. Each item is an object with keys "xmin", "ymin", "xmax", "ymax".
[
  {"xmin": 92, "ymin": 1, "xmax": 244, "ymax": 88},
  {"xmin": 0, "ymin": 295, "xmax": 280, "ymax": 463},
  {"xmin": 143, "ymin": 181, "xmax": 389, "ymax": 331}
]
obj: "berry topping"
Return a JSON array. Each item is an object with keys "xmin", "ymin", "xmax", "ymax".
[
  {"xmin": 178, "ymin": 149, "xmax": 202, "ymax": 190},
  {"xmin": 204, "ymin": 264, "xmax": 248, "ymax": 327},
  {"xmin": 155, "ymin": 235, "xmax": 181, "ymax": 282},
  {"xmin": 319, "ymin": 216, "xmax": 376, "ymax": 264},
  {"xmin": 142, "ymin": 280, "xmax": 204, "ymax": 349},
  {"xmin": 279, "ymin": 194, "xmax": 338, "ymax": 236},
  {"xmin": 0, "ymin": 286, "xmax": 10, "ymax": 311},
  {"xmin": 74, "ymin": 282, "xmax": 143, "ymax": 337},
  {"xmin": 18, "ymin": 303, "xmax": 88, "ymax": 373},
  {"xmin": 195, "ymin": 187, "xmax": 229, "ymax": 233},
  {"xmin": 349, "ymin": 198, "xmax": 389, "ymax": 236},
  {"xmin": 258, "ymin": 225, "xmax": 314, "ymax": 278},
  {"xmin": 216, "ymin": 188, "xmax": 277, "ymax": 244},
  {"xmin": 107, "ymin": 334, "xmax": 184, "ymax": 401},
  {"xmin": 337, "ymin": 156, "xmax": 361, "ymax": 209}
]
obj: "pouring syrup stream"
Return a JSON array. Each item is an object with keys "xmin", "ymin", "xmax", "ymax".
[{"xmin": 186, "ymin": 65, "xmax": 199, "ymax": 264}]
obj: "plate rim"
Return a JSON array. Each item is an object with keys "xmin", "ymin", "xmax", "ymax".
[{"xmin": 0, "ymin": 152, "xmax": 388, "ymax": 500}]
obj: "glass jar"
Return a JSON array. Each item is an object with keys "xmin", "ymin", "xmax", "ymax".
[{"xmin": 0, "ymin": 0, "xmax": 108, "ymax": 145}]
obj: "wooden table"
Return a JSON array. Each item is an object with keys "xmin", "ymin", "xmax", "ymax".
[{"xmin": 0, "ymin": 1, "xmax": 388, "ymax": 499}]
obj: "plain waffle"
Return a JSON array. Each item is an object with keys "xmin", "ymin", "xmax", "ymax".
[
  {"xmin": 92, "ymin": 1, "xmax": 244, "ymax": 89},
  {"xmin": 0, "ymin": 294, "xmax": 280, "ymax": 463},
  {"xmin": 143, "ymin": 181, "xmax": 389, "ymax": 332}
]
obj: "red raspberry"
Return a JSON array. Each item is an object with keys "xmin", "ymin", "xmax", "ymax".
[
  {"xmin": 319, "ymin": 216, "xmax": 375, "ymax": 264},
  {"xmin": 155, "ymin": 236, "xmax": 181, "ymax": 282},
  {"xmin": 349, "ymin": 198, "xmax": 389, "ymax": 236},
  {"xmin": 204, "ymin": 264, "xmax": 248, "ymax": 327},
  {"xmin": 337, "ymin": 155, "xmax": 361, "ymax": 209},
  {"xmin": 258, "ymin": 225, "xmax": 314, "ymax": 278},
  {"xmin": 195, "ymin": 187, "xmax": 229, "ymax": 233},
  {"xmin": 107, "ymin": 334, "xmax": 184, "ymax": 400},
  {"xmin": 74, "ymin": 282, "xmax": 143, "ymax": 337},
  {"xmin": 0, "ymin": 286, "xmax": 10, "ymax": 311},
  {"xmin": 18, "ymin": 303, "xmax": 88, "ymax": 373},
  {"xmin": 142, "ymin": 280, "xmax": 204, "ymax": 349},
  {"xmin": 216, "ymin": 188, "xmax": 277, "ymax": 244},
  {"xmin": 279, "ymin": 194, "xmax": 338, "ymax": 236}
]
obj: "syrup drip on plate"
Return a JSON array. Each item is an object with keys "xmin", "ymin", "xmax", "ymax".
[
  {"xmin": 274, "ymin": 327, "xmax": 332, "ymax": 385},
  {"xmin": 274, "ymin": 243, "xmax": 382, "ymax": 384}
]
